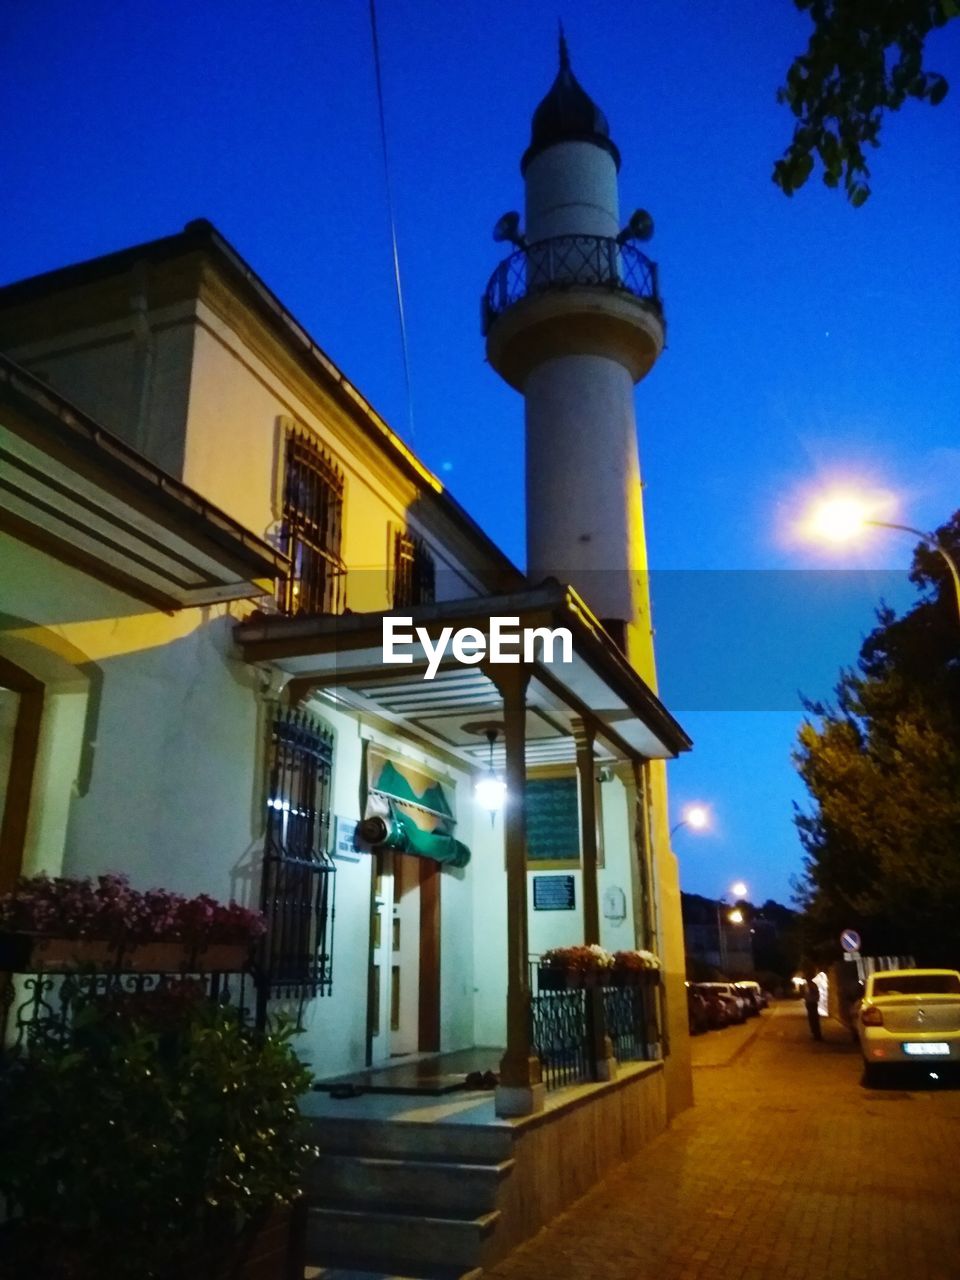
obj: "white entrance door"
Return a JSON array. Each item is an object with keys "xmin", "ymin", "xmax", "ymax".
[
  {"xmin": 369, "ymin": 851, "xmax": 394, "ymax": 1066},
  {"xmin": 391, "ymin": 852, "xmax": 421, "ymax": 1057},
  {"xmin": 368, "ymin": 851, "xmax": 421, "ymax": 1064}
]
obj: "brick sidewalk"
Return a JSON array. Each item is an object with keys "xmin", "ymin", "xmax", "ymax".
[{"xmin": 486, "ymin": 1002, "xmax": 960, "ymax": 1280}]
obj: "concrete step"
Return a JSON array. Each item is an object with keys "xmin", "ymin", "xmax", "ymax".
[
  {"xmin": 306, "ymin": 1205, "xmax": 499, "ymax": 1272},
  {"xmin": 307, "ymin": 1117, "xmax": 513, "ymax": 1165},
  {"xmin": 308, "ymin": 1153, "xmax": 514, "ymax": 1215},
  {"xmin": 307, "ymin": 1260, "xmax": 483, "ymax": 1280}
]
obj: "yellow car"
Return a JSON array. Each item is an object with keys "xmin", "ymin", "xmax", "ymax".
[{"xmin": 857, "ymin": 968, "xmax": 960, "ymax": 1086}]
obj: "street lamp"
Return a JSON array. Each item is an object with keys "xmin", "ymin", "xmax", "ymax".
[
  {"xmin": 807, "ymin": 495, "xmax": 960, "ymax": 625},
  {"xmin": 670, "ymin": 803, "xmax": 710, "ymax": 838},
  {"xmin": 716, "ymin": 883, "xmax": 746, "ymax": 973}
]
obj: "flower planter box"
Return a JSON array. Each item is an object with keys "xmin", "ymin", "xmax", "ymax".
[
  {"xmin": 0, "ymin": 932, "xmax": 249, "ymax": 974},
  {"xmin": 611, "ymin": 969, "xmax": 638, "ymax": 986},
  {"xmin": 538, "ymin": 967, "xmax": 576, "ymax": 991},
  {"xmin": 611, "ymin": 968, "xmax": 659, "ymax": 986},
  {"xmin": 538, "ymin": 968, "xmax": 612, "ymax": 990}
]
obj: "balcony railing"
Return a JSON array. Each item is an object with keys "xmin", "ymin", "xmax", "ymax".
[{"xmin": 482, "ymin": 234, "xmax": 661, "ymax": 335}]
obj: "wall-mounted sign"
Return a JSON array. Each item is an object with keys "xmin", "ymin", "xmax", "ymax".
[
  {"xmin": 602, "ymin": 885, "xmax": 627, "ymax": 922},
  {"xmin": 533, "ymin": 874, "xmax": 576, "ymax": 911},
  {"xmin": 525, "ymin": 777, "xmax": 579, "ymax": 863},
  {"xmin": 333, "ymin": 816, "xmax": 361, "ymax": 861}
]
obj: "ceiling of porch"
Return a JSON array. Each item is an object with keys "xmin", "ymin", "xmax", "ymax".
[{"xmin": 326, "ymin": 665, "xmax": 618, "ymax": 769}]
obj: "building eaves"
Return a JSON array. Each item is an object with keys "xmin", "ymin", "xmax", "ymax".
[{"xmin": 0, "ymin": 353, "xmax": 287, "ymax": 607}]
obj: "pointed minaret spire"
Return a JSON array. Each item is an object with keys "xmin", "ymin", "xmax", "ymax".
[
  {"xmin": 522, "ymin": 29, "xmax": 619, "ymax": 173},
  {"xmin": 558, "ymin": 21, "xmax": 570, "ymax": 71}
]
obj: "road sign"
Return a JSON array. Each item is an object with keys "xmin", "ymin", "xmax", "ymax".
[{"xmin": 840, "ymin": 928, "xmax": 861, "ymax": 953}]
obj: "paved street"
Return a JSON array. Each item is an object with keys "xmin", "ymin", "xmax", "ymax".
[{"xmin": 487, "ymin": 1002, "xmax": 960, "ymax": 1280}]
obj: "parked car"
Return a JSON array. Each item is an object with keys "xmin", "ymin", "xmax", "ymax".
[
  {"xmin": 686, "ymin": 984, "xmax": 710, "ymax": 1035},
  {"xmin": 690, "ymin": 983, "xmax": 731, "ymax": 1029},
  {"xmin": 696, "ymin": 982, "xmax": 746, "ymax": 1024},
  {"xmin": 856, "ymin": 968, "xmax": 960, "ymax": 1085},
  {"xmin": 733, "ymin": 981, "xmax": 764, "ymax": 1016}
]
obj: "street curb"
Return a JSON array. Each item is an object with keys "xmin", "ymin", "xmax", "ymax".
[{"xmin": 691, "ymin": 1017, "xmax": 765, "ymax": 1069}]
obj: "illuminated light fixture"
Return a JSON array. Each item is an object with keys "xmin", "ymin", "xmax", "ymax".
[
  {"xmin": 465, "ymin": 723, "xmax": 507, "ymax": 819},
  {"xmin": 807, "ymin": 493, "xmax": 874, "ymax": 543},
  {"xmin": 683, "ymin": 803, "xmax": 709, "ymax": 830},
  {"xmin": 804, "ymin": 490, "xmax": 960, "ymax": 626},
  {"xmin": 731, "ymin": 880, "xmax": 748, "ymax": 899},
  {"xmin": 727, "ymin": 908, "xmax": 744, "ymax": 925},
  {"xmin": 670, "ymin": 802, "xmax": 711, "ymax": 840}
]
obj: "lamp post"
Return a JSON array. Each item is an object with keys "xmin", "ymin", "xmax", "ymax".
[
  {"xmin": 716, "ymin": 883, "xmax": 747, "ymax": 975},
  {"xmin": 670, "ymin": 803, "xmax": 710, "ymax": 839},
  {"xmin": 807, "ymin": 498, "xmax": 960, "ymax": 626}
]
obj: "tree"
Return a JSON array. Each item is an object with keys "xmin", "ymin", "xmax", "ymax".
[
  {"xmin": 793, "ymin": 512, "xmax": 960, "ymax": 963},
  {"xmin": 774, "ymin": 0, "xmax": 957, "ymax": 205}
]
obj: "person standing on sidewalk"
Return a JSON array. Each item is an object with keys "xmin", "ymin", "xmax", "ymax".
[{"xmin": 804, "ymin": 970, "xmax": 822, "ymax": 1040}]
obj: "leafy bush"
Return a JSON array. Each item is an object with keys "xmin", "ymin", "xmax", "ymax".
[{"xmin": 0, "ymin": 994, "xmax": 315, "ymax": 1279}]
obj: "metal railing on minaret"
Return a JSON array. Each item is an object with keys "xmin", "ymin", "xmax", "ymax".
[{"xmin": 482, "ymin": 233, "xmax": 661, "ymax": 334}]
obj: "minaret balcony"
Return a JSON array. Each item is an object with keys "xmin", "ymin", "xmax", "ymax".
[
  {"xmin": 482, "ymin": 234, "xmax": 661, "ymax": 334},
  {"xmin": 483, "ymin": 234, "xmax": 665, "ymax": 388}
]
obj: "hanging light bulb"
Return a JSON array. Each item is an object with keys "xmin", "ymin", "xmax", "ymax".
[{"xmin": 474, "ymin": 727, "xmax": 506, "ymax": 817}]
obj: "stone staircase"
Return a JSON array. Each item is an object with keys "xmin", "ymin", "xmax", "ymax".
[{"xmin": 303, "ymin": 1116, "xmax": 515, "ymax": 1279}]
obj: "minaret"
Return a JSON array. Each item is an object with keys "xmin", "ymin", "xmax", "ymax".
[{"xmin": 483, "ymin": 32, "xmax": 664, "ymax": 685}]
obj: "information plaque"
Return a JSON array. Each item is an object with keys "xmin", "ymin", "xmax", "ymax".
[{"xmin": 533, "ymin": 874, "xmax": 576, "ymax": 912}]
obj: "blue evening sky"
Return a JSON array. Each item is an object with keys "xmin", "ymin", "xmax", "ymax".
[{"xmin": 3, "ymin": 1, "xmax": 958, "ymax": 906}]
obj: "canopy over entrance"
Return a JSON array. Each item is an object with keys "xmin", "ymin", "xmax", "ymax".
[{"xmin": 235, "ymin": 580, "xmax": 691, "ymax": 769}]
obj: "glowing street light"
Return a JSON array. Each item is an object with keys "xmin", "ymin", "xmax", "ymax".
[
  {"xmin": 807, "ymin": 494, "xmax": 875, "ymax": 544},
  {"xmin": 727, "ymin": 908, "xmax": 744, "ymax": 925},
  {"xmin": 671, "ymin": 803, "xmax": 710, "ymax": 837},
  {"xmin": 805, "ymin": 493, "xmax": 960, "ymax": 625}
]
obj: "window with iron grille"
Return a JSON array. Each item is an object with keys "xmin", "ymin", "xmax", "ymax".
[
  {"xmin": 393, "ymin": 529, "xmax": 436, "ymax": 609},
  {"xmin": 277, "ymin": 429, "xmax": 346, "ymax": 616},
  {"xmin": 260, "ymin": 707, "xmax": 336, "ymax": 998}
]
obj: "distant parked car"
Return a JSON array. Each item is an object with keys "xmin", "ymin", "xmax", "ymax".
[
  {"xmin": 734, "ymin": 981, "xmax": 764, "ymax": 1016},
  {"xmin": 857, "ymin": 968, "xmax": 960, "ymax": 1085},
  {"xmin": 697, "ymin": 982, "xmax": 746, "ymax": 1024},
  {"xmin": 686, "ymin": 984, "xmax": 710, "ymax": 1035},
  {"xmin": 690, "ymin": 983, "xmax": 731, "ymax": 1029}
]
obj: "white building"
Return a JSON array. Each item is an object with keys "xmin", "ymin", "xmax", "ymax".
[{"xmin": 0, "ymin": 40, "xmax": 693, "ymax": 1275}]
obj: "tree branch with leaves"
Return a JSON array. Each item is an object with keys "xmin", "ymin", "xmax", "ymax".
[{"xmin": 774, "ymin": 0, "xmax": 956, "ymax": 205}]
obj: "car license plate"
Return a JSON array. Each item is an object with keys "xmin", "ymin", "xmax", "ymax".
[{"xmin": 903, "ymin": 1042, "xmax": 949, "ymax": 1056}]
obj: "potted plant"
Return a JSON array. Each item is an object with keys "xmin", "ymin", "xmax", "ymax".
[
  {"xmin": 0, "ymin": 987, "xmax": 314, "ymax": 1279},
  {"xmin": 611, "ymin": 949, "xmax": 661, "ymax": 985},
  {"xmin": 0, "ymin": 873, "xmax": 264, "ymax": 973},
  {"xmin": 539, "ymin": 943, "xmax": 615, "ymax": 989}
]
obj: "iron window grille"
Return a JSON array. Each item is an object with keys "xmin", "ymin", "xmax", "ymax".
[
  {"xmin": 277, "ymin": 429, "xmax": 346, "ymax": 616},
  {"xmin": 260, "ymin": 708, "xmax": 336, "ymax": 1000},
  {"xmin": 392, "ymin": 530, "xmax": 436, "ymax": 609}
]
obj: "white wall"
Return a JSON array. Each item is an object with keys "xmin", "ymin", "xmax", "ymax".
[
  {"xmin": 1, "ymin": 536, "xmax": 263, "ymax": 901},
  {"xmin": 182, "ymin": 307, "xmax": 482, "ymax": 612}
]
